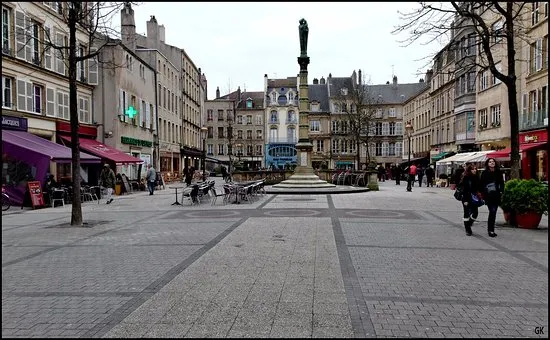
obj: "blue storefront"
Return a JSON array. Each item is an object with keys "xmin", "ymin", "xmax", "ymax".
[{"xmin": 265, "ymin": 143, "xmax": 297, "ymax": 170}]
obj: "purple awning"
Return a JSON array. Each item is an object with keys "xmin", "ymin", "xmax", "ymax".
[{"xmin": 2, "ymin": 130, "xmax": 101, "ymax": 163}]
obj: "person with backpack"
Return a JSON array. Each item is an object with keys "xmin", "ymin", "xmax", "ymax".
[
  {"xmin": 480, "ymin": 158, "xmax": 504, "ymax": 237},
  {"xmin": 458, "ymin": 164, "xmax": 483, "ymax": 236}
]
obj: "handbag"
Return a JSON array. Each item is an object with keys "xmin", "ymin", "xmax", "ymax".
[
  {"xmin": 471, "ymin": 193, "xmax": 485, "ymax": 207},
  {"xmin": 453, "ymin": 186, "xmax": 463, "ymax": 201},
  {"xmin": 486, "ymin": 182, "xmax": 498, "ymax": 194}
]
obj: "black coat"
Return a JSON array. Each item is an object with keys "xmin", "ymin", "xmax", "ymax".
[
  {"xmin": 460, "ymin": 173, "xmax": 482, "ymax": 203},
  {"xmin": 480, "ymin": 169, "xmax": 504, "ymax": 205}
]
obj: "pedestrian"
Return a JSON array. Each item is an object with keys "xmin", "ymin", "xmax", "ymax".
[
  {"xmin": 394, "ymin": 164, "xmax": 401, "ymax": 185},
  {"xmin": 377, "ymin": 165, "xmax": 385, "ymax": 182},
  {"xmin": 417, "ymin": 164, "xmax": 424, "ymax": 187},
  {"xmin": 408, "ymin": 163, "xmax": 417, "ymax": 189},
  {"xmin": 146, "ymin": 163, "xmax": 156, "ymax": 195},
  {"xmin": 184, "ymin": 166, "xmax": 191, "ymax": 187},
  {"xmin": 480, "ymin": 158, "xmax": 504, "ymax": 237},
  {"xmin": 459, "ymin": 164, "xmax": 482, "ymax": 236},
  {"xmin": 425, "ymin": 165, "xmax": 435, "ymax": 187},
  {"xmin": 100, "ymin": 163, "xmax": 115, "ymax": 204}
]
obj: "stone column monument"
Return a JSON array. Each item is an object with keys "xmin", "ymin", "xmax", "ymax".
[{"xmin": 274, "ymin": 19, "xmax": 335, "ymax": 188}]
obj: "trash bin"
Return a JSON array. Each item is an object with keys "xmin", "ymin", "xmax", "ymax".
[{"xmin": 115, "ymin": 183, "xmax": 122, "ymax": 195}]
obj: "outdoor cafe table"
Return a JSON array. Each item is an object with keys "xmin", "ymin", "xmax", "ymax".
[
  {"xmin": 168, "ymin": 185, "xmax": 186, "ymax": 205},
  {"xmin": 230, "ymin": 181, "xmax": 257, "ymax": 204}
]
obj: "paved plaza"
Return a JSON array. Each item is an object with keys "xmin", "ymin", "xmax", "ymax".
[{"xmin": 2, "ymin": 179, "xmax": 548, "ymax": 338}]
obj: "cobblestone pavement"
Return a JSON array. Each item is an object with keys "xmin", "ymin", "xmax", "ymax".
[{"xmin": 2, "ymin": 178, "xmax": 548, "ymax": 338}]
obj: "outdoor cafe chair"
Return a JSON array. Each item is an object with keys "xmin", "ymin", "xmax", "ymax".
[
  {"xmin": 210, "ymin": 187, "xmax": 227, "ymax": 206},
  {"xmin": 51, "ymin": 189, "xmax": 65, "ymax": 207}
]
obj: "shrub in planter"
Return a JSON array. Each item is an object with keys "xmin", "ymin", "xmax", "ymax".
[{"xmin": 501, "ymin": 179, "xmax": 548, "ymax": 228}]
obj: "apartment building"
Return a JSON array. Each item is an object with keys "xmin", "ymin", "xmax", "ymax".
[
  {"xmin": 204, "ymin": 89, "xmax": 233, "ymax": 170},
  {"xmin": 430, "ymin": 44, "xmax": 457, "ymax": 160},
  {"xmin": 131, "ymin": 10, "xmax": 205, "ymax": 176},
  {"xmin": 518, "ymin": 1, "xmax": 548, "ymax": 180},
  {"xmin": 452, "ymin": 15, "xmax": 478, "ymax": 152},
  {"xmin": 309, "ymin": 77, "xmax": 331, "ymax": 170},
  {"xmin": 2, "ymin": 2, "xmax": 103, "ymax": 198},
  {"xmin": 403, "ymin": 72, "xmax": 434, "ymax": 163},
  {"xmin": 264, "ymin": 75, "xmax": 299, "ymax": 169}
]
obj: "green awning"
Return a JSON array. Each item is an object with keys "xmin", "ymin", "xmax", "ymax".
[{"xmin": 431, "ymin": 151, "xmax": 454, "ymax": 161}]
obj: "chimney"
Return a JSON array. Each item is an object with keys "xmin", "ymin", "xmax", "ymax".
[
  {"xmin": 313, "ymin": 78, "xmax": 319, "ymax": 84},
  {"xmin": 425, "ymin": 69, "xmax": 434, "ymax": 83},
  {"xmin": 328, "ymin": 73, "xmax": 332, "ymax": 78},
  {"xmin": 121, "ymin": 3, "xmax": 136, "ymax": 51},
  {"xmin": 351, "ymin": 70, "xmax": 357, "ymax": 85},
  {"xmin": 216, "ymin": 86, "xmax": 220, "ymax": 99},
  {"xmin": 320, "ymin": 76, "xmax": 325, "ymax": 85},
  {"xmin": 264, "ymin": 74, "xmax": 268, "ymax": 92},
  {"xmin": 147, "ymin": 15, "xmax": 159, "ymax": 49},
  {"xmin": 358, "ymin": 69, "xmax": 362, "ymax": 84},
  {"xmin": 237, "ymin": 86, "xmax": 241, "ymax": 102},
  {"xmin": 159, "ymin": 25, "xmax": 165, "ymax": 42},
  {"xmin": 393, "ymin": 75, "xmax": 398, "ymax": 86}
]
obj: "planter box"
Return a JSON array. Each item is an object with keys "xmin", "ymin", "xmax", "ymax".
[{"xmin": 516, "ymin": 211, "xmax": 543, "ymax": 229}]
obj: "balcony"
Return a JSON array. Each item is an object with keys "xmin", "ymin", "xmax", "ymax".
[
  {"xmin": 520, "ymin": 111, "xmax": 548, "ymax": 131},
  {"xmin": 269, "ymin": 118, "xmax": 280, "ymax": 124},
  {"xmin": 268, "ymin": 137, "xmax": 297, "ymax": 144},
  {"xmin": 285, "ymin": 117, "xmax": 298, "ymax": 124}
]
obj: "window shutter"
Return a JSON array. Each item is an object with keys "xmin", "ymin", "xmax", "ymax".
[
  {"xmin": 46, "ymin": 87, "xmax": 55, "ymax": 116},
  {"xmin": 17, "ymin": 80, "xmax": 26, "ymax": 111},
  {"xmin": 88, "ymin": 48, "xmax": 98, "ymax": 84},
  {"xmin": 55, "ymin": 31, "xmax": 65, "ymax": 75},
  {"xmin": 382, "ymin": 122, "xmax": 389, "ymax": 135},
  {"xmin": 119, "ymin": 89, "xmax": 125, "ymax": 121},
  {"xmin": 24, "ymin": 16, "xmax": 32, "ymax": 63},
  {"xmin": 15, "ymin": 11, "xmax": 26, "ymax": 60},
  {"xmin": 44, "ymin": 26, "xmax": 52, "ymax": 70},
  {"xmin": 26, "ymin": 82, "xmax": 33, "ymax": 112},
  {"xmin": 145, "ymin": 102, "xmax": 151, "ymax": 129}
]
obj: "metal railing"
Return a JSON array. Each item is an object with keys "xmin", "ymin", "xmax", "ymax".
[
  {"xmin": 520, "ymin": 111, "xmax": 548, "ymax": 130},
  {"xmin": 267, "ymin": 137, "xmax": 297, "ymax": 143}
]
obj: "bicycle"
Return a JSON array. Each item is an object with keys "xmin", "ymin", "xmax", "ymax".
[{"xmin": 2, "ymin": 185, "xmax": 11, "ymax": 211}]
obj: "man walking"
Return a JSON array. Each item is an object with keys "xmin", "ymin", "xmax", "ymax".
[
  {"xmin": 407, "ymin": 163, "xmax": 417, "ymax": 191},
  {"xmin": 146, "ymin": 164, "xmax": 156, "ymax": 195},
  {"xmin": 100, "ymin": 164, "xmax": 115, "ymax": 204}
]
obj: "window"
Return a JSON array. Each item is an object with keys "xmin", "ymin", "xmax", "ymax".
[
  {"xmin": 375, "ymin": 108, "xmax": 383, "ymax": 118},
  {"xmin": 237, "ymin": 130, "xmax": 243, "ymax": 139},
  {"xmin": 287, "ymin": 127, "xmax": 296, "ymax": 142},
  {"xmin": 311, "ymin": 103, "xmax": 320, "ymax": 112},
  {"xmin": 217, "ymin": 109, "xmax": 224, "ymax": 121},
  {"xmin": 492, "ymin": 63, "xmax": 502, "ymax": 85},
  {"xmin": 246, "ymin": 98, "xmax": 253, "ymax": 108},
  {"xmin": 255, "ymin": 144, "xmax": 262, "ymax": 156},
  {"xmin": 492, "ymin": 20, "xmax": 503, "ymax": 44},
  {"xmin": 88, "ymin": 48, "xmax": 98, "ymax": 84},
  {"xmin": 77, "ymin": 45, "xmax": 85, "ymax": 81},
  {"xmin": 54, "ymin": 31, "xmax": 66, "ymax": 75},
  {"xmin": 269, "ymin": 127, "xmax": 277, "ymax": 142},
  {"xmin": 310, "ymin": 120, "xmax": 320, "ymax": 132},
  {"xmin": 246, "ymin": 115, "xmax": 252, "ymax": 125},
  {"xmin": 467, "ymin": 71, "xmax": 476, "ymax": 92},
  {"xmin": 340, "ymin": 88, "xmax": 348, "ymax": 95},
  {"xmin": 56, "ymin": 90, "xmax": 69, "ymax": 119},
  {"xmin": 207, "ymin": 109, "xmax": 213, "ymax": 121},
  {"xmin": 270, "ymin": 91, "xmax": 277, "ymax": 104},
  {"xmin": 389, "ymin": 122, "xmax": 396, "ymax": 135},
  {"xmin": 479, "ymin": 69, "xmax": 489, "ymax": 90},
  {"xmin": 375, "ymin": 143, "xmax": 382, "ymax": 156},
  {"xmin": 530, "ymin": 39, "xmax": 544, "ymax": 73},
  {"xmin": 255, "ymin": 115, "xmax": 262, "ymax": 125},
  {"xmin": 227, "ymin": 110, "xmax": 233, "ymax": 121},
  {"xmin": 218, "ymin": 144, "xmax": 224, "ymax": 155},
  {"xmin": 332, "ymin": 140, "xmax": 338, "ymax": 153},
  {"xmin": 218, "ymin": 127, "xmax": 224, "ymax": 138},
  {"xmin": 256, "ymin": 130, "xmax": 262, "ymax": 139},
  {"xmin": 33, "ymin": 84, "xmax": 42, "ymax": 113},
  {"xmin": 315, "ymin": 140, "xmax": 324, "ymax": 152},
  {"xmin": 382, "ymin": 122, "xmax": 389, "ymax": 135},
  {"xmin": 31, "ymin": 21, "xmax": 40, "ymax": 64},
  {"xmin": 246, "ymin": 130, "xmax": 252, "ymax": 139},
  {"xmin": 270, "ymin": 110, "xmax": 278, "ymax": 123},
  {"xmin": 388, "ymin": 143, "xmax": 396, "ymax": 156},
  {"xmin": 532, "ymin": 2, "xmax": 540, "ymax": 25},
  {"xmin": 207, "ymin": 144, "xmax": 213, "ymax": 155},
  {"xmin": 388, "ymin": 107, "xmax": 396, "ymax": 117},
  {"xmin": 79, "ymin": 96, "xmax": 90, "ymax": 123},
  {"xmin": 467, "ymin": 33, "xmax": 476, "ymax": 56},
  {"xmin": 2, "ymin": 7, "xmax": 11, "ymax": 54},
  {"xmin": 375, "ymin": 122, "xmax": 382, "ymax": 135},
  {"xmin": 478, "ymin": 108, "xmax": 488, "ymax": 128},
  {"xmin": 490, "ymin": 104, "xmax": 501, "ymax": 127},
  {"xmin": 236, "ymin": 115, "xmax": 243, "ymax": 124},
  {"xmin": 287, "ymin": 110, "xmax": 296, "ymax": 124},
  {"xmin": 2, "ymin": 75, "xmax": 13, "ymax": 108}
]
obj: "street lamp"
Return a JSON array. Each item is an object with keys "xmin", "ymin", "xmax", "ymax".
[
  {"xmin": 405, "ymin": 121, "xmax": 414, "ymax": 192},
  {"xmin": 200, "ymin": 126, "xmax": 208, "ymax": 181}
]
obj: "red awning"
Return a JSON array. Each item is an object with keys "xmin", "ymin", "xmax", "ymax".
[
  {"xmin": 60, "ymin": 136, "xmax": 143, "ymax": 164},
  {"xmin": 487, "ymin": 142, "xmax": 547, "ymax": 159}
]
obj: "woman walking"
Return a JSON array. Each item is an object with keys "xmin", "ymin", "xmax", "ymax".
[
  {"xmin": 459, "ymin": 164, "xmax": 482, "ymax": 236},
  {"xmin": 480, "ymin": 158, "xmax": 504, "ymax": 237}
]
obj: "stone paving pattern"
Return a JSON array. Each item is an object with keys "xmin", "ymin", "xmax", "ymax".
[{"xmin": 2, "ymin": 178, "xmax": 548, "ymax": 338}]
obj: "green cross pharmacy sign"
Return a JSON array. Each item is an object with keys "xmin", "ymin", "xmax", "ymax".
[{"xmin": 125, "ymin": 106, "xmax": 137, "ymax": 119}]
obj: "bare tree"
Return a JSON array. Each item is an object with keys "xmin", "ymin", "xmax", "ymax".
[
  {"xmin": 22, "ymin": 2, "xmax": 129, "ymax": 225},
  {"xmin": 332, "ymin": 74, "xmax": 382, "ymax": 169},
  {"xmin": 393, "ymin": 2, "xmax": 530, "ymax": 179}
]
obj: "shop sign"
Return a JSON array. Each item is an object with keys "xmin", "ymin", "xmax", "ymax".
[
  {"xmin": 2, "ymin": 116, "xmax": 28, "ymax": 131},
  {"xmin": 27, "ymin": 181, "xmax": 45, "ymax": 209},
  {"xmin": 121, "ymin": 136, "xmax": 152, "ymax": 147},
  {"xmin": 523, "ymin": 135, "xmax": 538, "ymax": 143}
]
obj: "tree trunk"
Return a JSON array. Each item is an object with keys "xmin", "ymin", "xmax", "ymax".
[
  {"xmin": 505, "ymin": 8, "xmax": 520, "ymax": 180},
  {"xmin": 69, "ymin": 6, "xmax": 83, "ymax": 226}
]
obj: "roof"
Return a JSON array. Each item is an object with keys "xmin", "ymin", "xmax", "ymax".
[
  {"xmin": 266, "ymin": 77, "xmax": 297, "ymax": 89},
  {"xmin": 218, "ymin": 90, "xmax": 264, "ymax": 109},
  {"xmin": 308, "ymin": 84, "xmax": 330, "ymax": 112}
]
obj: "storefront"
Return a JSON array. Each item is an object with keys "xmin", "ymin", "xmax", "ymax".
[
  {"xmin": 56, "ymin": 121, "xmax": 99, "ymax": 185},
  {"xmin": 120, "ymin": 136, "xmax": 153, "ymax": 180},
  {"xmin": 2, "ymin": 116, "xmax": 100, "ymax": 205},
  {"xmin": 59, "ymin": 136, "xmax": 143, "ymax": 180}
]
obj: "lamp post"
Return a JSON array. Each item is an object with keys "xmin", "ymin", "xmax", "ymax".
[
  {"xmin": 405, "ymin": 121, "xmax": 414, "ymax": 192},
  {"xmin": 200, "ymin": 126, "xmax": 208, "ymax": 181}
]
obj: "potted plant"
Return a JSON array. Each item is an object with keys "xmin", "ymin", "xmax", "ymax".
[
  {"xmin": 500, "ymin": 179, "xmax": 519, "ymax": 226},
  {"xmin": 501, "ymin": 179, "xmax": 548, "ymax": 229}
]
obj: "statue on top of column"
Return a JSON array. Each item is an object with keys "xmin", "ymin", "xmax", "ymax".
[{"xmin": 299, "ymin": 18, "xmax": 309, "ymax": 57}]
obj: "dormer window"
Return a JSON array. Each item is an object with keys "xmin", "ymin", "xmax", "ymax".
[
  {"xmin": 340, "ymin": 88, "xmax": 348, "ymax": 95},
  {"xmin": 311, "ymin": 102, "xmax": 320, "ymax": 112},
  {"xmin": 270, "ymin": 91, "xmax": 277, "ymax": 104},
  {"xmin": 246, "ymin": 98, "xmax": 253, "ymax": 108}
]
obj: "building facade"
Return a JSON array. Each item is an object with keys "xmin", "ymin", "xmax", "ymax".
[
  {"xmin": 309, "ymin": 77, "xmax": 332, "ymax": 170},
  {"xmin": 264, "ymin": 75, "xmax": 299, "ymax": 169}
]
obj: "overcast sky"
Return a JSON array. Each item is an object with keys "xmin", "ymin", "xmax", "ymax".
[{"xmin": 114, "ymin": 2, "xmax": 446, "ymax": 100}]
